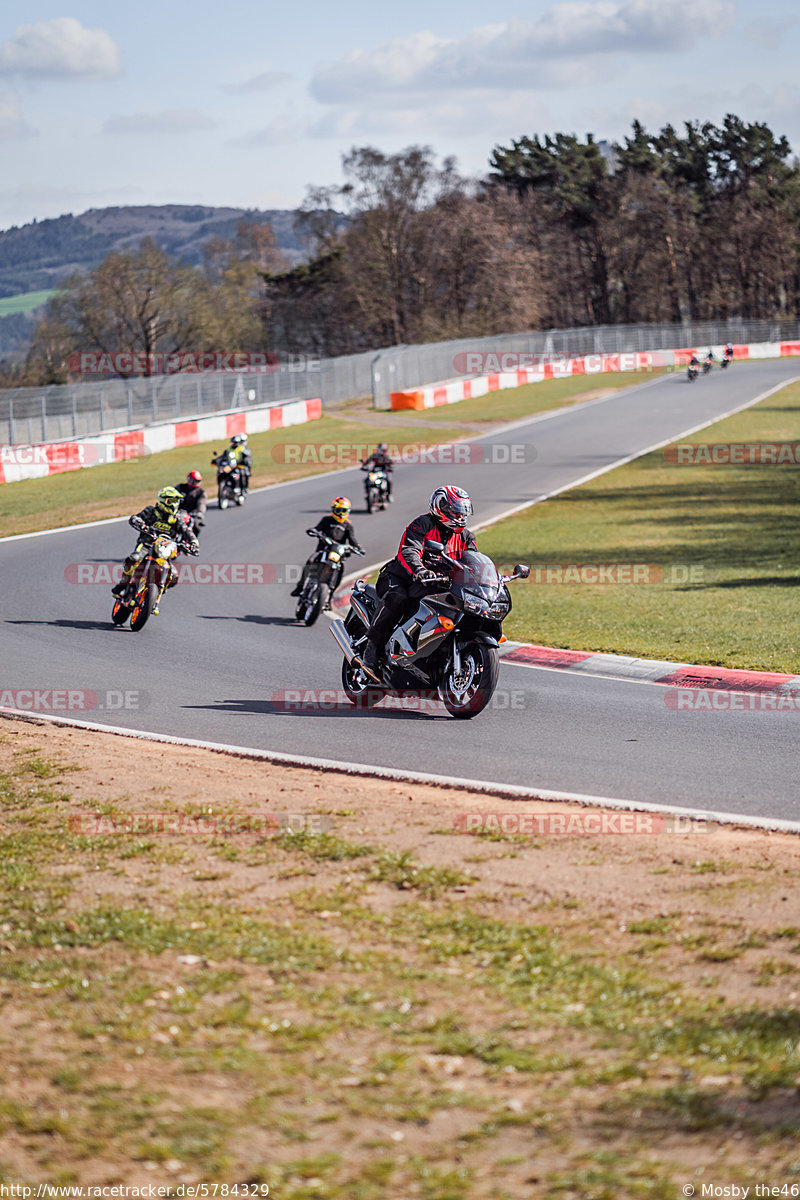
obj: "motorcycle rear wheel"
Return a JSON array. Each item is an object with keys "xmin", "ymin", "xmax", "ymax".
[
  {"xmin": 130, "ymin": 582, "xmax": 155, "ymax": 631},
  {"xmin": 341, "ymin": 657, "xmax": 384, "ymax": 708},
  {"xmin": 441, "ymin": 642, "xmax": 499, "ymax": 719}
]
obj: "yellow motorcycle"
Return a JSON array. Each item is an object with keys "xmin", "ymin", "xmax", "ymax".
[{"xmin": 111, "ymin": 527, "xmax": 197, "ymax": 632}]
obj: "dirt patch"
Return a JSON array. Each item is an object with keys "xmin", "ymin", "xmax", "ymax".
[{"xmin": 0, "ymin": 714, "xmax": 798, "ymax": 1195}]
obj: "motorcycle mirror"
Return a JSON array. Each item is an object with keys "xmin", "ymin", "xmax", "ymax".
[
  {"xmin": 427, "ymin": 540, "xmax": 444, "ymax": 553},
  {"xmin": 514, "ymin": 564, "xmax": 530, "ymax": 578}
]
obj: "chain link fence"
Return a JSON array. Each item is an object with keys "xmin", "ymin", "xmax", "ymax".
[
  {"xmin": 369, "ymin": 317, "xmax": 800, "ymax": 406},
  {"xmin": 2, "ymin": 319, "xmax": 799, "ymax": 445}
]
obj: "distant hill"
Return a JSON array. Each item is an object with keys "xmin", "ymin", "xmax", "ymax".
[{"xmin": 0, "ymin": 204, "xmax": 306, "ymax": 299}]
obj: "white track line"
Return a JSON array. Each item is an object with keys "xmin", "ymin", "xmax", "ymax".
[{"xmin": 1, "ymin": 708, "xmax": 798, "ymax": 834}]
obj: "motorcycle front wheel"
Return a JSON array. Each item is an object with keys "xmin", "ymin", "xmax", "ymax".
[
  {"xmin": 341, "ymin": 657, "xmax": 384, "ymax": 708},
  {"xmin": 218, "ymin": 482, "xmax": 229, "ymax": 510},
  {"xmin": 440, "ymin": 642, "xmax": 499, "ymax": 719},
  {"xmin": 300, "ymin": 583, "xmax": 323, "ymax": 626},
  {"xmin": 129, "ymin": 582, "xmax": 155, "ymax": 631},
  {"xmin": 111, "ymin": 599, "xmax": 130, "ymax": 626}
]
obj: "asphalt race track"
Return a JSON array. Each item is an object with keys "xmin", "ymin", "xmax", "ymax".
[{"xmin": 2, "ymin": 361, "xmax": 798, "ymax": 823}]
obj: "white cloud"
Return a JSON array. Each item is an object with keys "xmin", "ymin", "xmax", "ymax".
[
  {"xmin": 0, "ymin": 18, "xmax": 122, "ymax": 80},
  {"xmin": 0, "ymin": 91, "xmax": 36, "ymax": 140},
  {"xmin": 310, "ymin": 0, "xmax": 736, "ymax": 102},
  {"xmin": 224, "ymin": 70, "xmax": 291, "ymax": 93},
  {"xmin": 102, "ymin": 110, "xmax": 216, "ymax": 136}
]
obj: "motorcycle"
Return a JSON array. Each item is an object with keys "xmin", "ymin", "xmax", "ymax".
[
  {"xmin": 111, "ymin": 525, "xmax": 198, "ymax": 632},
  {"xmin": 363, "ymin": 468, "xmax": 390, "ymax": 513},
  {"xmin": 330, "ymin": 542, "xmax": 530, "ymax": 719},
  {"xmin": 213, "ymin": 449, "xmax": 246, "ymax": 509},
  {"xmin": 702, "ymin": 357, "xmax": 713, "ymax": 375},
  {"xmin": 687, "ymin": 363, "xmax": 699, "ymax": 382},
  {"xmin": 721, "ymin": 353, "xmax": 731, "ymax": 369},
  {"xmin": 295, "ymin": 530, "xmax": 365, "ymax": 627}
]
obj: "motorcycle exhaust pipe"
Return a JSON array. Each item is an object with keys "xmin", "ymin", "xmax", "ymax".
[{"xmin": 329, "ymin": 619, "xmax": 357, "ymax": 663}]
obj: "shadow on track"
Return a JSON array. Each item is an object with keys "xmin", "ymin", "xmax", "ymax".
[
  {"xmin": 184, "ymin": 699, "xmax": 442, "ymax": 721},
  {"xmin": 197, "ymin": 614, "xmax": 298, "ymax": 626},
  {"xmin": 5, "ymin": 618, "xmax": 117, "ymax": 632}
]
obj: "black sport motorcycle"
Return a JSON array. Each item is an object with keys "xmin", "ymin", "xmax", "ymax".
[
  {"xmin": 363, "ymin": 467, "xmax": 390, "ymax": 513},
  {"xmin": 330, "ymin": 543, "xmax": 530, "ymax": 718},
  {"xmin": 687, "ymin": 362, "xmax": 699, "ymax": 382},
  {"xmin": 295, "ymin": 531, "xmax": 365, "ymax": 626}
]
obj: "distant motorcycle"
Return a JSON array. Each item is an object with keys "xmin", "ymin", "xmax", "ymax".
[
  {"xmin": 295, "ymin": 531, "xmax": 365, "ymax": 626},
  {"xmin": 702, "ymin": 357, "xmax": 714, "ymax": 375},
  {"xmin": 363, "ymin": 468, "xmax": 390, "ymax": 513},
  {"xmin": 212, "ymin": 449, "xmax": 246, "ymax": 509},
  {"xmin": 111, "ymin": 529, "xmax": 197, "ymax": 632},
  {"xmin": 331, "ymin": 542, "xmax": 530, "ymax": 719},
  {"xmin": 721, "ymin": 354, "xmax": 731, "ymax": 369},
  {"xmin": 687, "ymin": 363, "xmax": 699, "ymax": 382}
]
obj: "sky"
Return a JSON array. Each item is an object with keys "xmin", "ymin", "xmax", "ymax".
[{"xmin": 1, "ymin": 0, "xmax": 799, "ymax": 231}]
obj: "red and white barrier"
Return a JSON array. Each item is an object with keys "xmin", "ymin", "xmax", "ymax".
[
  {"xmin": 387, "ymin": 341, "xmax": 800, "ymax": 410},
  {"xmin": 0, "ymin": 397, "xmax": 322, "ymax": 485}
]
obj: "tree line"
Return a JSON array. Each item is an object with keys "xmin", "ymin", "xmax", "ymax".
[{"xmin": 4, "ymin": 113, "xmax": 800, "ymax": 387}]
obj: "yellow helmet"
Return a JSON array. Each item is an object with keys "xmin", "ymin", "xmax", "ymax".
[{"xmin": 331, "ymin": 496, "xmax": 351, "ymax": 523}]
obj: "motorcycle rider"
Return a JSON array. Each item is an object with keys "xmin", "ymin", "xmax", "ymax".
[
  {"xmin": 360, "ymin": 442, "xmax": 394, "ymax": 502},
  {"xmin": 176, "ymin": 470, "xmax": 207, "ymax": 536},
  {"xmin": 724, "ymin": 342, "xmax": 734, "ymax": 361},
  {"xmin": 212, "ymin": 433, "xmax": 252, "ymax": 496},
  {"xmin": 111, "ymin": 486, "xmax": 199, "ymax": 596},
  {"xmin": 290, "ymin": 496, "xmax": 364, "ymax": 608},
  {"xmin": 361, "ymin": 485, "xmax": 475, "ymax": 680}
]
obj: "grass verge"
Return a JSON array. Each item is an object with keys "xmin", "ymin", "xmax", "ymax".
[
  {"xmin": 482, "ymin": 379, "xmax": 800, "ymax": 672},
  {"xmin": 0, "ymin": 721, "xmax": 798, "ymax": 1192}
]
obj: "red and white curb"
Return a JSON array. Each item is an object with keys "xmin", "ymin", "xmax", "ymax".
[
  {"xmin": 1, "ymin": 708, "xmax": 798, "ymax": 834},
  {"xmin": 498, "ymin": 642, "xmax": 800, "ymax": 695}
]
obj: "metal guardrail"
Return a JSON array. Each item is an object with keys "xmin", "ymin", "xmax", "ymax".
[{"xmin": 2, "ymin": 319, "xmax": 799, "ymax": 444}]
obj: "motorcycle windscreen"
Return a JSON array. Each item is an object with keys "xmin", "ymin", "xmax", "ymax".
[{"xmin": 448, "ymin": 551, "xmax": 501, "ymax": 601}]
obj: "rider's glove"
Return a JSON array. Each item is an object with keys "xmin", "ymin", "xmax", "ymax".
[
  {"xmin": 416, "ymin": 568, "xmax": 442, "ymax": 584},
  {"xmin": 129, "ymin": 515, "xmax": 145, "ymax": 530}
]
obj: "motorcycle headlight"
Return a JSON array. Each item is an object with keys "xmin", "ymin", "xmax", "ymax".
[
  {"xmin": 462, "ymin": 595, "xmax": 486, "ymax": 614},
  {"xmin": 328, "ymin": 551, "xmax": 341, "ymax": 562}
]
